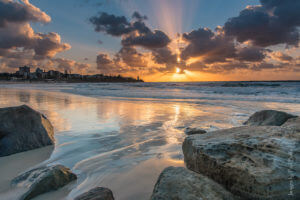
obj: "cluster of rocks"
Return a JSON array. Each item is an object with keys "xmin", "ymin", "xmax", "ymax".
[
  {"xmin": 151, "ymin": 110, "xmax": 300, "ymax": 199},
  {"xmin": 0, "ymin": 105, "xmax": 114, "ymax": 200}
]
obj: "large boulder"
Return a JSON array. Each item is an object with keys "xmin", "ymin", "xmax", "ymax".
[
  {"xmin": 75, "ymin": 187, "xmax": 115, "ymax": 200},
  {"xmin": 12, "ymin": 165, "xmax": 77, "ymax": 200},
  {"xmin": 151, "ymin": 167, "xmax": 237, "ymax": 200},
  {"xmin": 0, "ymin": 105, "xmax": 54, "ymax": 157},
  {"xmin": 243, "ymin": 110, "xmax": 297, "ymax": 126},
  {"xmin": 182, "ymin": 125, "xmax": 300, "ymax": 200}
]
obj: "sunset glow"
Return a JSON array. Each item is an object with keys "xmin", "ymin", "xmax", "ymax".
[{"xmin": 0, "ymin": 0, "xmax": 299, "ymax": 81}]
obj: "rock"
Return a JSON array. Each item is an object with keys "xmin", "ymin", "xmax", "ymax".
[
  {"xmin": 243, "ymin": 110, "xmax": 297, "ymax": 126},
  {"xmin": 282, "ymin": 117, "xmax": 300, "ymax": 132},
  {"xmin": 75, "ymin": 187, "xmax": 114, "ymax": 200},
  {"xmin": 182, "ymin": 125, "xmax": 300, "ymax": 200},
  {"xmin": 0, "ymin": 105, "xmax": 54, "ymax": 157},
  {"xmin": 151, "ymin": 166, "xmax": 237, "ymax": 200},
  {"xmin": 184, "ymin": 127, "xmax": 207, "ymax": 135},
  {"xmin": 12, "ymin": 165, "xmax": 77, "ymax": 200}
]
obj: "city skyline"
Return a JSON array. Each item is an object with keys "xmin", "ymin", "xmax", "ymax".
[{"xmin": 0, "ymin": 0, "xmax": 299, "ymax": 82}]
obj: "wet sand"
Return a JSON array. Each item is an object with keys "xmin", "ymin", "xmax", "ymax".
[{"xmin": 0, "ymin": 146, "xmax": 53, "ymax": 199}]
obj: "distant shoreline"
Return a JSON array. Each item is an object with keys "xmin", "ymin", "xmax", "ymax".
[{"xmin": 1, "ymin": 80, "xmax": 300, "ymax": 84}]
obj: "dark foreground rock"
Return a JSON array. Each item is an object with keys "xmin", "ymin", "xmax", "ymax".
[
  {"xmin": 12, "ymin": 165, "xmax": 77, "ymax": 200},
  {"xmin": 182, "ymin": 122, "xmax": 300, "ymax": 199},
  {"xmin": 0, "ymin": 105, "xmax": 54, "ymax": 157},
  {"xmin": 151, "ymin": 167, "xmax": 237, "ymax": 200},
  {"xmin": 75, "ymin": 187, "xmax": 114, "ymax": 200},
  {"xmin": 243, "ymin": 110, "xmax": 297, "ymax": 126},
  {"xmin": 184, "ymin": 127, "xmax": 207, "ymax": 135}
]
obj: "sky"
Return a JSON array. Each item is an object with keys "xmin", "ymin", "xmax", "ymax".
[{"xmin": 0, "ymin": 0, "xmax": 299, "ymax": 82}]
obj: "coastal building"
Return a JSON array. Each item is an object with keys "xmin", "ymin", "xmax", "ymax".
[{"xmin": 18, "ymin": 66, "xmax": 31, "ymax": 79}]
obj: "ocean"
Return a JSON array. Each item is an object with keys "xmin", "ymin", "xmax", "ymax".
[{"xmin": 0, "ymin": 81, "xmax": 299, "ymax": 200}]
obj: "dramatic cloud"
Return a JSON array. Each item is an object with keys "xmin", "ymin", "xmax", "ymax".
[
  {"xmin": 181, "ymin": 28, "xmax": 236, "ymax": 63},
  {"xmin": 0, "ymin": 0, "xmax": 83, "ymax": 74},
  {"xmin": 152, "ymin": 47, "xmax": 177, "ymax": 65},
  {"xmin": 0, "ymin": 0, "xmax": 51, "ymax": 27},
  {"xmin": 90, "ymin": 12, "xmax": 132, "ymax": 36},
  {"xmin": 224, "ymin": 0, "xmax": 300, "ymax": 47},
  {"xmin": 122, "ymin": 30, "xmax": 171, "ymax": 49},
  {"xmin": 88, "ymin": 1, "xmax": 300, "ymax": 77},
  {"xmin": 235, "ymin": 46, "xmax": 267, "ymax": 62},
  {"xmin": 115, "ymin": 47, "xmax": 148, "ymax": 69},
  {"xmin": 90, "ymin": 12, "xmax": 171, "ymax": 49}
]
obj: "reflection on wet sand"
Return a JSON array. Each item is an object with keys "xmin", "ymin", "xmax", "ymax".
[{"xmin": 0, "ymin": 88, "xmax": 299, "ymax": 200}]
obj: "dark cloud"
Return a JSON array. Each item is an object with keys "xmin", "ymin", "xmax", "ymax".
[
  {"xmin": 90, "ymin": 12, "xmax": 132, "ymax": 36},
  {"xmin": 224, "ymin": 0, "xmax": 300, "ymax": 47},
  {"xmin": 0, "ymin": 0, "xmax": 50, "ymax": 27},
  {"xmin": 132, "ymin": 11, "xmax": 148, "ymax": 21},
  {"xmin": 235, "ymin": 46, "xmax": 267, "ymax": 62},
  {"xmin": 152, "ymin": 47, "xmax": 177, "ymax": 65},
  {"xmin": 122, "ymin": 30, "xmax": 171, "ymax": 49},
  {"xmin": 181, "ymin": 28, "xmax": 236, "ymax": 63},
  {"xmin": 115, "ymin": 47, "xmax": 148, "ymax": 68},
  {"xmin": 188, "ymin": 61, "xmax": 249, "ymax": 73},
  {"xmin": 90, "ymin": 12, "xmax": 171, "ymax": 49}
]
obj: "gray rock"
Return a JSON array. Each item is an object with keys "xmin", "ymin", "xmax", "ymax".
[
  {"xmin": 12, "ymin": 165, "xmax": 77, "ymax": 200},
  {"xmin": 151, "ymin": 166, "xmax": 237, "ymax": 200},
  {"xmin": 182, "ymin": 125, "xmax": 300, "ymax": 200},
  {"xmin": 0, "ymin": 105, "xmax": 54, "ymax": 157},
  {"xmin": 243, "ymin": 110, "xmax": 297, "ymax": 126},
  {"xmin": 184, "ymin": 127, "xmax": 207, "ymax": 135},
  {"xmin": 282, "ymin": 117, "xmax": 300, "ymax": 132},
  {"xmin": 75, "ymin": 187, "xmax": 114, "ymax": 200}
]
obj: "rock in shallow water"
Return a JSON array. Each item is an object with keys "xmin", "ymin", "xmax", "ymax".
[
  {"xmin": 0, "ymin": 105, "xmax": 54, "ymax": 157},
  {"xmin": 12, "ymin": 165, "xmax": 77, "ymax": 200},
  {"xmin": 74, "ymin": 187, "xmax": 114, "ymax": 200},
  {"xmin": 182, "ymin": 124, "xmax": 300, "ymax": 200},
  {"xmin": 151, "ymin": 166, "xmax": 237, "ymax": 200},
  {"xmin": 184, "ymin": 127, "xmax": 207, "ymax": 135},
  {"xmin": 243, "ymin": 110, "xmax": 297, "ymax": 126}
]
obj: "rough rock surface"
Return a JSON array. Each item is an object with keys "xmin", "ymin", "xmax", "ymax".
[
  {"xmin": 0, "ymin": 105, "xmax": 54, "ymax": 157},
  {"xmin": 151, "ymin": 167, "xmax": 237, "ymax": 200},
  {"xmin": 243, "ymin": 110, "xmax": 297, "ymax": 126},
  {"xmin": 183, "ymin": 123, "xmax": 300, "ymax": 199},
  {"xmin": 282, "ymin": 117, "xmax": 300, "ymax": 132},
  {"xmin": 75, "ymin": 187, "xmax": 115, "ymax": 200},
  {"xmin": 12, "ymin": 165, "xmax": 77, "ymax": 200},
  {"xmin": 184, "ymin": 127, "xmax": 207, "ymax": 135}
]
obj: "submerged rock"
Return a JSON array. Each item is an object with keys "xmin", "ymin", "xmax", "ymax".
[
  {"xmin": 243, "ymin": 110, "xmax": 297, "ymax": 126},
  {"xmin": 182, "ymin": 124, "xmax": 300, "ymax": 200},
  {"xmin": 75, "ymin": 187, "xmax": 114, "ymax": 200},
  {"xmin": 184, "ymin": 127, "xmax": 207, "ymax": 135},
  {"xmin": 0, "ymin": 105, "xmax": 54, "ymax": 157},
  {"xmin": 12, "ymin": 165, "xmax": 77, "ymax": 200},
  {"xmin": 151, "ymin": 167, "xmax": 237, "ymax": 200}
]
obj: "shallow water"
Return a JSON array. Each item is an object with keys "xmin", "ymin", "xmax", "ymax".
[{"xmin": 0, "ymin": 83, "xmax": 299, "ymax": 200}]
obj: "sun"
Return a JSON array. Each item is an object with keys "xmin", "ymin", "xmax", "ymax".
[{"xmin": 176, "ymin": 67, "xmax": 181, "ymax": 73}]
